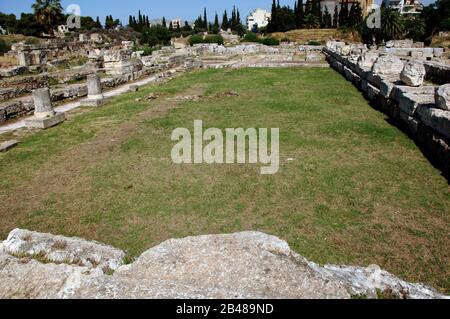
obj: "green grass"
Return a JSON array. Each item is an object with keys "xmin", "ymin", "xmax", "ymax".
[{"xmin": 0, "ymin": 67, "xmax": 449, "ymax": 293}]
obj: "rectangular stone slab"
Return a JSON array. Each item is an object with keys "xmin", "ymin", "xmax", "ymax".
[
  {"xmin": 25, "ymin": 112, "xmax": 66, "ymax": 129},
  {"xmin": 0, "ymin": 140, "xmax": 18, "ymax": 152},
  {"xmin": 80, "ymin": 97, "xmax": 109, "ymax": 107}
]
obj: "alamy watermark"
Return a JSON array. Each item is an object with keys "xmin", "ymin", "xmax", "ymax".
[
  {"xmin": 171, "ymin": 120, "xmax": 280, "ymax": 175},
  {"xmin": 366, "ymin": 4, "xmax": 381, "ymax": 29},
  {"xmin": 66, "ymin": 4, "xmax": 81, "ymax": 29}
]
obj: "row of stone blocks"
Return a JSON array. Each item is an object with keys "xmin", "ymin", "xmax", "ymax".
[
  {"xmin": 25, "ymin": 74, "xmax": 107, "ymax": 130},
  {"xmin": 324, "ymin": 48, "xmax": 450, "ymax": 177}
]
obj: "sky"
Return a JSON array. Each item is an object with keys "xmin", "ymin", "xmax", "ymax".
[{"xmin": 0, "ymin": 0, "xmax": 437, "ymax": 25}]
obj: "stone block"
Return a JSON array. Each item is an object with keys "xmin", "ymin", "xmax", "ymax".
[
  {"xmin": 416, "ymin": 106, "xmax": 450, "ymax": 140},
  {"xmin": 435, "ymin": 84, "xmax": 450, "ymax": 111},
  {"xmin": 128, "ymin": 85, "xmax": 139, "ymax": 92},
  {"xmin": 0, "ymin": 140, "xmax": 18, "ymax": 152},
  {"xmin": 25, "ymin": 112, "xmax": 66, "ymax": 129},
  {"xmin": 400, "ymin": 61, "xmax": 426, "ymax": 87}
]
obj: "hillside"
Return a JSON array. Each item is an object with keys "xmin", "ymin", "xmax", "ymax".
[{"xmin": 270, "ymin": 28, "xmax": 360, "ymax": 44}]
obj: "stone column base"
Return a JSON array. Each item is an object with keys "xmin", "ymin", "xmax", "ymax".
[
  {"xmin": 80, "ymin": 97, "xmax": 109, "ymax": 107},
  {"xmin": 25, "ymin": 112, "xmax": 66, "ymax": 129}
]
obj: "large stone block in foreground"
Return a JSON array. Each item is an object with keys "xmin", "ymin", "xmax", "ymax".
[{"xmin": 0, "ymin": 230, "xmax": 444, "ymax": 299}]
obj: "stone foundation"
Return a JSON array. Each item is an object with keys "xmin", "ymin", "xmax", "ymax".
[{"xmin": 324, "ymin": 43, "xmax": 450, "ymax": 178}]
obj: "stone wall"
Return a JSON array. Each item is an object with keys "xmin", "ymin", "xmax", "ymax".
[{"xmin": 324, "ymin": 41, "xmax": 450, "ymax": 177}]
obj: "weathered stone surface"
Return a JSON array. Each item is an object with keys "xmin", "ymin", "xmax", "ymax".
[
  {"xmin": 25, "ymin": 112, "xmax": 66, "ymax": 129},
  {"xmin": 357, "ymin": 51, "xmax": 379, "ymax": 71},
  {"xmin": 2, "ymin": 229, "xmax": 125, "ymax": 272},
  {"xmin": 400, "ymin": 61, "xmax": 426, "ymax": 87},
  {"xmin": 372, "ymin": 55, "xmax": 405, "ymax": 76},
  {"xmin": 435, "ymin": 84, "xmax": 450, "ymax": 111},
  {"xmin": 0, "ymin": 230, "xmax": 444, "ymax": 299},
  {"xmin": 0, "ymin": 66, "xmax": 28, "ymax": 77},
  {"xmin": 0, "ymin": 140, "xmax": 18, "ymax": 152},
  {"xmin": 32, "ymin": 88, "xmax": 54, "ymax": 118},
  {"xmin": 416, "ymin": 107, "xmax": 450, "ymax": 140}
]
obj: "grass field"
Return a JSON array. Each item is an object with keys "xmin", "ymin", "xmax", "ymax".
[{"xmin": 0, "ymin": 67, "xmax": 449, "ymax": 293}]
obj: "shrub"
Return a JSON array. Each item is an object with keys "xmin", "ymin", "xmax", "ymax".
[
  {"xmin": 262, "ymin": 37, "xmax": 280, "ymax": 46},
  {"xmin": 307, "ymin": 40, "xmax": 323, "ymax": 46},
  {"xmin": 0, "ymin": 38, "xmax": 10, "ymax": 55},
  {"xmin": 242, "ymin": 32, "xmax": 259, "ymax": 43},
  {"xmin": 189, "ymin": 35, "xmax": 204, "ymax": 45},
  {"xmin": 204, "ymin": 35, "xmax": 224, "ymax": 45},
  {"xmin": 189, "ymin": 34, "xmax": 224, "ymax": 46}
]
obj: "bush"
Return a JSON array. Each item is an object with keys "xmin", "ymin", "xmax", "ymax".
[
  {"xmin": 242, "ymin": 32, "xmax": 259, "ymax": 43},
  {"xmin": 307, "ymin": 40, "xmax": 323, "ymax": 46},
  {"xmin": 0, "ymin": 38, "xmax": 10, "ymax": 55},
  {"xmin": 440, "ymin": 18, "xmax": 450, "ymax": 31},
  {"xmin": 262, "ymin": 37, "xmax": 280, "ymax": 46},
  {"xmin": 189, "ymin": 34, "xmax": 224, "ymax": 46},
  {"xmin": 189, "ymin": 35, "xmax": 204, "ymax": 45}
]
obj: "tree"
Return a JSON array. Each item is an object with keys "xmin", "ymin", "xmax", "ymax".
[
  {"xmin": 339, "ymin": 2, "xmax": 349, "ymax": 28},
  {"xmin": 304, "ymin": 13, "xmax": 320, "ymax": 29},
  {"xmin": 213, "ymin": 12, "xmax": 220, "ymax": 34},
  {"xmin": 322, "ymin": 7, "xmax": 332, "ymax": 28},
  {"xmin": 297, "ymin": 0, "xmax": 304, "ymax": 28},
  {"xmin": 405, "ymin": 16, "xmax": 425, "ymax": 41},
  {"xmin": 333, "ymin": 5, "xmax": 338, "ymax": 28},
  {"xmin": 95, "ymin": 16, "xmax": 102, "ymax": 29},
  {"xmin": 162, "ymin": 16, "xmax": 166, "ymax": 28},
  {"xmin": 141, "ymin": 24, "xmax": 171, "ymax": 47},
  {"xmin": 348, "ymin": 3, "xmax": 363, "ymax": 28},
  {"xmin": 222, "ymin": 10, "xmax": 229, "ymax": 30},
  {"xmin": 380, "ymin": 8, "xmax": 405, "ymax": 41},
  {"xmin": 203, "ymin": 8, "xmax": 208, "ymax": 31},
  {"xmin": 268, "ymin": 0, "xmax": 278, "ymax": 32},
  {"xmin": 32, "ymin": 0, "xmax": 63, "ymax": 36},
  {"xmin": 105, "ymin": 15, "xmax": 120, "ymax": 29},
  {"xmin": 0, "ymin": 13, "xmax": 18, "ymax": 34}
]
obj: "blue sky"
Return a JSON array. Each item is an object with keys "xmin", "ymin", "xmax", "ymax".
[{"xmin": 0, "ymin": 0, "xmax": 436, "ymax": 24}]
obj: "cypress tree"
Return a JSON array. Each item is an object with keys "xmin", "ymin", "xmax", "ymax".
[
  {"xmin": 96, "ymin": 16, "xmax": 102, "ymax": 29},
  {"xmin": 222, "ymin": 10, "xmax": 229, "ymax": 30},
  {"xmin": 162, "ymin": 16, "xmax": 167, "ymax": 28},
  {"xmin": 269, "ymin": 0, "xmax": 277, "ymax": 32},
  {"xmin": 339, "ymin": 2, "xmax": 349, "ymax": 28},
  {"xmin": 305, "ymin": 0, "xmax": 311, "ymax": 16},
  {"xmin": 214, "ymin": 12, "xmax": 220, "ymax": 29},
  {"xmin": 298, "ymin": 0, "xmax": 304, "ymax": 27},
  {"xmin": 203, "ymin": 8, "xmax": 208, "ymax": 30},
  {"xmin": 333, "ymin": 5, "xmax": 338, "ymax": 28}
]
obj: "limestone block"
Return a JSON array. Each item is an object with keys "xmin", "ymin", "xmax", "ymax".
[
  {"xmin": 400, "ymin": 61, "xmax": 426, "ymax": 87},
  {"xmin": 435, "ymin": 84, "xmax": 450, "ymax": 111},
  {"xmin": 416, "ymin": 107, "xmax": 450, "ymax": 140},
  {"xmin": 25, "ymin": 112, "xmax": 66, "ymax": 129},
  {"xmin": 372, "ymin": 55, "xmax": 405, "ymax": 76},
  {"xmin": 0, "ymin": 140, "xmax": 18, "ymax": 152}
]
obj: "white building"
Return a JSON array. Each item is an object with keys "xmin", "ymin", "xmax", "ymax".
[
  {"xmin": 246, "ymin": 8, "xmax": 271, "ymax": 31},
  {"xmin": 383, "ymin": 0, "xmax": 423, "ymax": 16}
]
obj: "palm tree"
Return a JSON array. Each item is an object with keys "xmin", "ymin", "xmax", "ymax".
[
  {"xmin": 380, "ymin": 8, "xmax": 405, "ymax": 41},
  {"xmin": 32, "ymin": 0, "xmax": 63, "ymax": 37}
]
